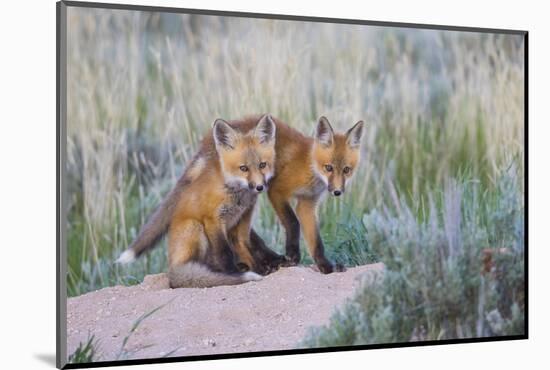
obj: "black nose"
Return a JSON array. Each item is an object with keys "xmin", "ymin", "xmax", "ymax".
[
  {"xmin": 256, "ymin": 185, "xmax": 264, "ymax": 192},
  {"xmin": 333, "ymin": 190, "xmax": 342, "ymax": 196}
]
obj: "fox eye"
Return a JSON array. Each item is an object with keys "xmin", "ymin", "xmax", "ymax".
[
  {"xmin": 325, "ymin": 164, "xmax": 333, "ymax": 172},
  {"xmin": 240, "ymin": 165, "xmax": 249, "ymax": 172},
  {"xmin": 343, "ymin": 166, "xmax": 352, "ymax": 174},
  {"xmin": 259, "ymin": 162, "xmax": 267, "ymax": 169}
]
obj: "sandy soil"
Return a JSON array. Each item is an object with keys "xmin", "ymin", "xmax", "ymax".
[{"xmin": 67, "ymin": 263, "xmax": 383, "ymax": 362}]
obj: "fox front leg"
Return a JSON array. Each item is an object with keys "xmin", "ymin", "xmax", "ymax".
[
  {"xmin": 226, "ymin": 207, "xmax": 263, "ymax": 274},
  {"xmin": 203, "ymin": 218, "xmax": 240, "ymax": 274},
  {"xmin": 295, "ymin": 197, "xmax": 345, "ymax": 274},
  {"xmin": 248, "ymin": 228, "xmax": 287, "ymax": 273},
  {"xmin": 268, "ymin": 189, "xmax": 301, "ymax": 265}
]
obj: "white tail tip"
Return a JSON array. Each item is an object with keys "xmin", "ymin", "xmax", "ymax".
[
  {"xmin": 243, "ymin": 271, "xmax": 262, "ymax": 282},
  {"xmin": 116, "ymin": 249, "xmax": 136, "ymax": 264}
]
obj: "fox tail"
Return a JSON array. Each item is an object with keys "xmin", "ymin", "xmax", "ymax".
[
  {"xmin": 167, "ymin": 262, "xmax": 262, "ymax": 288},
  {"xmin": 116, "ymin": 177, "xmax": 188, "ymax": 264}
]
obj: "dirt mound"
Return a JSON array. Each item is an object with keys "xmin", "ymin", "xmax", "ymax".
[{"xmin": 67, "ymin": 263, "xmax": 383, "ymax": 362}]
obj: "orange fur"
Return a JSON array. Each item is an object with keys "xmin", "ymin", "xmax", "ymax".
[
  {"xmin": 166, "ymin": 115, "xmax": 277, "ymax": 280},
  {"xmin": 251, "ymin": 116, "xmax": 364, "ymax": 274},
  {"xmin": 119, "ymin": 115, "xmax": 277, "ymax": 287}
]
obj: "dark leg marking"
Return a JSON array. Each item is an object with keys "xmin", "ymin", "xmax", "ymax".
[
  {"xmin": 281, "ymin": 203, "xmax": 301, "ymax": 264},
  {"xmin": 312, "ymin": 227, "xmax": 346, "ymax": 274},
  {"xmin": 205, "ymin": 231, "xmax": 240, "ymax": 274},
  {"xmin": 249, "ymin": 229, "xmax": 287, "ymax": 273}
]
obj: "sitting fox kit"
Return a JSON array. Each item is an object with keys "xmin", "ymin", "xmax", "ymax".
[
  {"xmin": 118, "ymin": 115, "xmax": 282, "ymax": 287},
  {"xmin": 248, "ymin": 116, "xmax": 364, "ymax": 274}
]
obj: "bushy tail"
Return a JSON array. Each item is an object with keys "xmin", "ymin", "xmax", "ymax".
[
  {"xmin": 167, "ymin": 262, "xmax": 262, "ymax": 288},
  {"xmin": 116, "ymin": 177, "xmax": 189, "ymax": 264}
]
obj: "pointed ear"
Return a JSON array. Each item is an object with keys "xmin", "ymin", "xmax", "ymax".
[
  {"xmin": 346, "ymin": 120, "xmax": 364, "ymax": 149},
  {"xmin": 254, "ymin": 114, "xmax": 276, "ymax": 145},
  {"xmin": 213, "ymin": 119, "xmax": 238, "ymax": 150},
  {"xmin": 315, "ymin": 116, "xmax": 334, "ymax": 147}
]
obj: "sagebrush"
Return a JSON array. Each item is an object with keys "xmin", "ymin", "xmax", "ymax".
[{"xmin": 302, "ymin": 173, "xmax": 524, "ymax": 345}]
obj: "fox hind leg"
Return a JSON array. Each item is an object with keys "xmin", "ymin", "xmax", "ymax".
[
  {"xmin": 167, "ymin": 220, "xmax": 260, "ymax": 288},
  {"xmin": 168, "ymin": 220, "xmax": 207, "ymax": 268},
  {"xmin": 167, "ymin": 220, "xmax": 208, "ymax": 288}
]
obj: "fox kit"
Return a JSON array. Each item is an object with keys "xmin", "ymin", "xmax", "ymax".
[
  {"xmin": 251, "ymin": 116, "xmax": 364, "ymax": 274},
  {"xmin": 117, "ymin": 115, "xmax": 281, "ymax": 287}
]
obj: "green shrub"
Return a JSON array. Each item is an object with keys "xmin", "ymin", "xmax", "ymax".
[{"xmin": 302, "ymin": 173, "xmax": 524, "ymax": 346}]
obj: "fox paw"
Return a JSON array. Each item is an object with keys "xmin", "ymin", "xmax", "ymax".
[
  {"xmin": 316, "ymin": 260, "xmax": 346, "ymax": 274},
  {"xmin": 334, "ymin": 263, "xmax": 346, "ymax": 272},
  {"xmin": 267, "ymin": 254, "xmax": 286, "ymax": 270},
  {"xmin": 236, "ymin": 262, "xmax": 251, "ymax": 273},
  {"xmin": 253, "ymin": 262, "xmax": 273, "ymax": 276},
  {"xmin": 280, "ymin": 253, "xmax": 300, "ymax": 267}
]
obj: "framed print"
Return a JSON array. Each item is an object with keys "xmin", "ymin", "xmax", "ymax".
[{"xmin": 57, "ymin": 1, "xmax": 527, "ymax": 368}]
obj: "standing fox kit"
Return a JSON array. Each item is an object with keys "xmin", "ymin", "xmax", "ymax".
[
  {"xmin": 117, "ymin": 115, "xmax": 282, "ymax": 287},
  {"xmin": 251, "ymin": 116, "xmax": 364, "ymax": 274}
]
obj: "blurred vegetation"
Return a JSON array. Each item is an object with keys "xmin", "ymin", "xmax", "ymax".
[
  {"xmin": 66, "ymin": 8, "xmax": 524, "ymax": 342},
  {"xmin": 301, "ymin": 173, "xmax": 524, "ymax": 346}
]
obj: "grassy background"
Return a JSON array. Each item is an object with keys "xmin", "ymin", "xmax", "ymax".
[{"xmin": 66, "ymin": 7, "xmax": 524, "ymax": 343}]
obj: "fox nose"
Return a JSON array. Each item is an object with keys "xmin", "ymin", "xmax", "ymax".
[
  {"xmin": 256, "ymin": 185, "xmax": 264, "ymax": 192},
  {"xmin": 333, "ymin": 190, "xmax": 342, "ymax": 196}
]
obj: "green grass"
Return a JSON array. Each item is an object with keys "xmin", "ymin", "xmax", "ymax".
[
  {"xmin": 68, "ymin": 335, "xmax": 99, "ymax": 364},
  {"xmin": 65, "ymin": 8, "xmax": 525, "ymax": 342}
]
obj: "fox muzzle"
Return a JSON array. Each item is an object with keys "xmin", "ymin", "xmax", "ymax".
[
  {"xmin": 328, "ymin": 178, "xmax": 345, "ymax": 197},
  {"xmin": 248, "ymin": 180, "xmax": 267, "ymax": 193}
]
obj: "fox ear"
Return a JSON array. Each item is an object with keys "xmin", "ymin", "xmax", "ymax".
[
  {"xmin": 315, "ymin": 116, "xmax": 334, "ymax": 147},
  {"xmin": 346, "ymin": 120, "xmax": 364, "ymax": 149},
  {"xmin": 254, "ymin": 114, "xmax": 276, "ymax": 145},
  {"xmin": 213, "ymin": 119, "xmax": 238, "ymax": 150}
]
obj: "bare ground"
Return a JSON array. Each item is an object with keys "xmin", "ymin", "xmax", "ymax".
[{"xmin": 67, "ymin": 263, "xmax": 383, "ymax": 362}]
